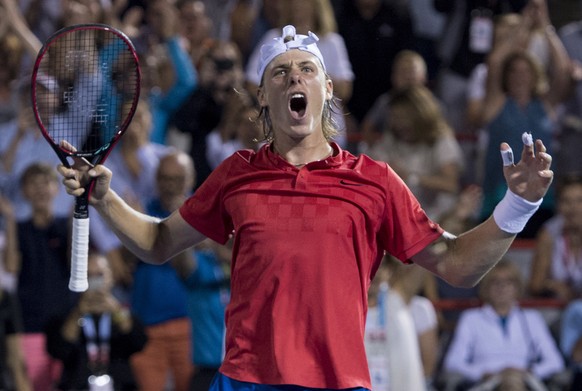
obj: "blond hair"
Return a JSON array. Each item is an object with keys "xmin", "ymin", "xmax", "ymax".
[{"xmin": 388, "ymin": 85, "xmax": 453, "ymax": 144}]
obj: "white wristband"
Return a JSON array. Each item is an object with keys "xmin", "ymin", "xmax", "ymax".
[{"xmin": 493, "ymin": 189, "xmax": 542, "ymax": 234}]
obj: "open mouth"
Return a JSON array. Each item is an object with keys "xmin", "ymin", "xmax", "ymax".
[{"xmin": 289, "ymin": 93, "xmax": 307, "ymax": 119}]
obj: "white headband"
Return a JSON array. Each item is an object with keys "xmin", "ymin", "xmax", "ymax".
[{"xmin": 257, "ymin": 25, "xmax": 326, "ymax": 81}]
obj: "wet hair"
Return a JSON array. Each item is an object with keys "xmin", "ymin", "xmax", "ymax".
[{"xmin": 388, "ymin": 85, "xmax": 453, "ymax": 144}]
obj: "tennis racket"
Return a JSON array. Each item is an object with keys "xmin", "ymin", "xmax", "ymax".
[{"xmin": 31, "ymin": 24, "xmax": 141, "ymax": 292}]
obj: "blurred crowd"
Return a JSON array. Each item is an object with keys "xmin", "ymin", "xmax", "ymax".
[{"xmin": 1, "ymin": 0, "xmax": 582, "ymax": 390}]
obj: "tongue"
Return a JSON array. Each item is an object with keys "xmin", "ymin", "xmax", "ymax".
[
  {"xmin": 290, "ymin": 108, "xmax": 306, "ymax": 120},
  {"xmin": 289, "ymin": 98, "xmax": 306, "ymax": 120}
]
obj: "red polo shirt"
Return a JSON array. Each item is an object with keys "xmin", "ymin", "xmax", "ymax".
[{"xmin": 179, "ymin": 143, "xmax": 443, "ymax": 389}]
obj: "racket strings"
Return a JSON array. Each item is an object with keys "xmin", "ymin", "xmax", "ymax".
[{"xmin": 34, "ymin": 27, "xmax": 139, "ymax": 155}]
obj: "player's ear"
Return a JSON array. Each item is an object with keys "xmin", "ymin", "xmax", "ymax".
[
  {"xmin": 325, "ymin": 78, "xmax": 333, "ymax": 100},
  {"xmin": 257, "ymin": 86, "xmax": 267, "ymax": 107}
]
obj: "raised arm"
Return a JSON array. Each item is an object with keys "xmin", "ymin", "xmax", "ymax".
[
  {"xmin": 57, "ymin": 161, "xmax": 206, "ymax": 264},
  {"xmin": 413, "ymin": 136, "xmax": 553, "ymax": 287}
]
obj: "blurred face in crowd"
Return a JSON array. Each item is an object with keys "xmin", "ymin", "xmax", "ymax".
[
  {"xmin": 156, "ymin": 153, "xmax": 195, "ymax": 202},
  {"xmin": 87, "ymin": 253, "xmax": 114, "ymax": 292},
  {"xmin": 391, "ymin": 55, "xmax": 427, "ymax": 90},
  {"xmin": 287, "ymin": 0, "xmax": 316, "ymax": 32},
  {"xmin": 199, "ymin": 42, "xmax": 244, "ymax": 103},
  {"xmin": 21, "ymin": 172, "xmax": 59, "ymax": 213},
  {"xmin": 507, "ymin": 58, "xmax": 534, "ymax": 93},
  {"xmin": 480, "ymin": 263, "xmax": 522, "ymax": 313},
  {"xmin": 388, "ymin": 103, "xmax": 417, "ymax": 143},
  {"xmin": 178, "ymin": 0, "xmax": 212, "ymax": 46},
  {"xmin": 122, "ymin": 101, "xmax": 152, "ymax": 147},
  {"xmin": 558, "ymin": 182, "xmax": 582, "ymax": 230}
]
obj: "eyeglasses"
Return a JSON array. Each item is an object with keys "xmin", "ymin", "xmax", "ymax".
[{"xmin": 212, "ymin": 58, "xmax": 236, "ymax": 72}]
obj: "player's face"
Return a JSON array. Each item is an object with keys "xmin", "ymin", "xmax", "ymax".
[{"xmin": 258, "ymin": 50, "xmax": 332, "ymax": 141}]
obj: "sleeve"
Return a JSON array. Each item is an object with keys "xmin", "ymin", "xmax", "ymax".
[
  {"xmin": 560, "ymin": 300, "xmax": 582, "ymax": 359},
  {"xmin": 527, "ymin": 311, "xmax": 565, "ymax": 379},
  {"xmin": 443, "ymin": 311, "xmax": 482, "ymax": 381},
  {"xmin": 409, "ymin": 296, "xmax": 438, "ymax": 335},
  {"xmin": 467, "ymin": 64, "xmax": 488, "ymax": 101},
  {"xmin": 377, "ymin": 162, "xmax": 443, "ymax": 261},
  {"xmin": 157, "ymin": 37, "xmax": 198, "ymax": 113}
]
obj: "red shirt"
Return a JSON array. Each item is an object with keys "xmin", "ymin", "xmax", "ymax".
[{"xmin": 179, "ymin": 143, "xmax": 443, "ymax": 389}]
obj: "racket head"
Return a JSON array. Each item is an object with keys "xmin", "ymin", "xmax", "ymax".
[{"xmin": 31, "ymin": 23, "xmax": 141, "ymax": 166}]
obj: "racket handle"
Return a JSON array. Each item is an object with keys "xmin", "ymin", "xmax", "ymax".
[{"xmin": 69, "ymin": 216, "xmax": 90, "ymax": 292}]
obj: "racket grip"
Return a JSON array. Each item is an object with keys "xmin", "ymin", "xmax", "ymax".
[{"xmin": 69, "ymin": 216, "xmax": 90, "ymax": 292}]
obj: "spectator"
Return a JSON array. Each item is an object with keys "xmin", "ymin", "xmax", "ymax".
[
  {"xmin": 466, "ymin": 8, "xmax": 557, "ymax": 187},
  {"xmin": 442, "ymin": 259, "xmax": 565, "ymax": 391},
  {"xmin": 142, "ymin": 149, "xmax": 229, "ymax": 391},
  {"xmin": 0, "ymin": 195, "xmax": 31, "ymax": 391},
  {"xmin": 528, "ymin": 174, "xmax": 582, "ymax": 301},
  {"xmin": 89, "ymin": 100, "xmax": 174, "ymax": 295},
  {"xmin": 45, "ymin": 252, "xmax": 148, "ymax": 390},
  {"xmin": 176, "ymin": 0, "xmax": 214, "ymax": 68},
  {"xmin": 478, "ymin": 0, "xmax": 571, "ymax": 236},
  {"xmin": 365, "ymin": 257, "xmax": 427, "ymax": 391},
  {"xmin": 0, "ymin": 20, "xmax": 24, "ymax": 125},
  {"xmin": 172, "ymin": 39, "xmax": 245, "ymax": 189},
  {"xmin": 555, "ymin": 10, "xmax": 582, "ymax": 180},
  {"xmin": 242, "ymin": 0, "xmax": 281, "ymax": 67},
  {"xmin": 407, "ymin": 0, "xmax": 446, "ymax": 85},
  {"xmin": 560, "ymin": 299, "xmax": 582, "ymax": 390},
  {"xmin": 0, "ymin": 76, "xmax": 74, "ymax": 222},
  {"xmin": 205, "ymin": 89, "xmax": 263, "ymax": 169},
  {"xmin": 173, "ymin": 239, "xmax": 231, "ymax": 391},
  {"xmin": 15, "ymin": 162, "xmax": 79, "ymax": 391},
  {"xmin": 433, "ymin": 0, "xmax": 528, "ymax": 134},
  {"xmin": 358, "ymin": 49, "xmax": 439, "ymax": 153},
  {"xmin": 141, "ymin": 0, "xmax": 198, "ymax": 146},
  {"xmin": 336, "ymin": 0, "xmax": 414, "ymax": 150},
  {"xmin": 129, "ymin": 151, "xmax": 195, "ymax": 391},
  {"xmin": 367, "ymin": 85, "xmax": 464, "ymax": 222}
]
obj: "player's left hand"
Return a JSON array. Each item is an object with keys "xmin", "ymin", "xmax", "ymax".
[{"xmin": 500, "ymin": 137, "xmax": 553, "ymax": 202}]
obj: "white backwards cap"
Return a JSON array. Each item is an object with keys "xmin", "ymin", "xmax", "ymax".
[{"xmin": 257, "ymin": 25, "xmax": 326, "ymax": 81}]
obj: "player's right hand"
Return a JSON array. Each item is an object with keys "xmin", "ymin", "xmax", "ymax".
[{"xmin": 57, "ymin": 140, "xmax": 113, "ymax": 204}]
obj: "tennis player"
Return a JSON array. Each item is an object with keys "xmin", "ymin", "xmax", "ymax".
[{"xmin": 58, "ymin": 25, "xmax": 553, "ymax": 391}]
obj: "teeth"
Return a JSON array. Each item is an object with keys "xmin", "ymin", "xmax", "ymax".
[{"xmin": 291, "ymin": 93, "xmax": 305, "ymax": 99}]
